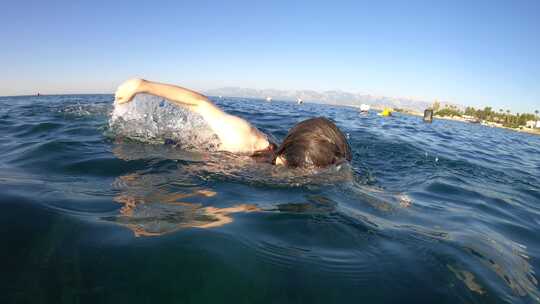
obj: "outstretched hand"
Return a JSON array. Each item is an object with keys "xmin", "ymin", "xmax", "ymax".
[{"xmin": 114, "ymin": 78, "xmax": 145, "ymax": 104}]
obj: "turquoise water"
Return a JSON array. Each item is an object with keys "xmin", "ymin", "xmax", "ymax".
[{"xmin": 1, "ymin": 94, "xmax": 539, "ymax": 303}]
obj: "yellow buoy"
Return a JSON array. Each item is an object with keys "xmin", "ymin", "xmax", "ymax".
[{"xmin": 378, "ymin": 108, "xmax": 392, "ymax": 117}]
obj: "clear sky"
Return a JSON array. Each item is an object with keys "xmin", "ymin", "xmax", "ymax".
[{"xmin": 1, "ymin": 0, "xmax": 539, "ymax": 113}]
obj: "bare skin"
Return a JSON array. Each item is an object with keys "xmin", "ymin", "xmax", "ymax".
[{"xmin": 114, "ymin": 78, "xmax": 270, "ymax": 154}]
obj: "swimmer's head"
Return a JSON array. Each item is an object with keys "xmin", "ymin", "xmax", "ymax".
[{"xmin": 274, "ymin": 117, "xmax": 351, "ymax": 168}]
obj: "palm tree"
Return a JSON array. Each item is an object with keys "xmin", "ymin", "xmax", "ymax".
[
  {"xmin": 496, "ymin": 109, "xmax": 503, "ymax": 122},
  {"xmin": 535, "ymin": 110, "xmax": 539, "ymax": 119}
]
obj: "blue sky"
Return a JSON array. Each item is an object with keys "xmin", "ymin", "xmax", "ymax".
[{"xmin": 1, "ymin": 0, "xmax": 539, "ymax": 113}]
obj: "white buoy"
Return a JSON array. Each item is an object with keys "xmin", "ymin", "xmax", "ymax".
[{"xmin": 359, "ymin": 104, "xmax": 370, "ymax": 113}]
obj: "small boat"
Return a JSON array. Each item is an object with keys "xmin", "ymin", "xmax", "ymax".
[
  {"xmin": 266, "ymin": 96, "xmax": 272, "ymax": 102},
  {"xmin": 297, "ymin": 98, "xmax": 304, "ymax": 104}
]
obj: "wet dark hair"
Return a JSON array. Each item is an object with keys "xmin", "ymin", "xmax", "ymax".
[{"xmin": 275, "ymin": 117, "xmax": 351, "ymax": 168}]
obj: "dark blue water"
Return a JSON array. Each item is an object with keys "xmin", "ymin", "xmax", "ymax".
[{"xmin": 1, "ymin": 94, "xmax": 539, "ymax": 304}]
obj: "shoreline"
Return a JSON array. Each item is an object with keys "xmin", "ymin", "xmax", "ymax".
[
  {"xmin": 393, "ymin": 110, "xmax": 540, "ymax": 136},
  {"xmin": 433, "ymin": 115, "xmax": 540, "ymax": 136}
]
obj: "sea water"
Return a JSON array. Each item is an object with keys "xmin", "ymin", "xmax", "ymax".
[{"xmin": 1, "ymin": 94, "xmax": 539, "ymax": 303}]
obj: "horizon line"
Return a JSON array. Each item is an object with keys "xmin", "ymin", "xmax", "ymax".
[{"xmin": 0, "ymin": 88, "xmax": 535, "ymax": 114}]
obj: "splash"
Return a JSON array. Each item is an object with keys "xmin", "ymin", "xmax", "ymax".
[{"xmin": 109, "ymin": 94, "xmax": 221, "ymax": 150}]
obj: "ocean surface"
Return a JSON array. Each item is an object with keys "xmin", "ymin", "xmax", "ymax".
[{"xmin": 1, "ymin": 94, "xmax": 539, "ymax": 304}]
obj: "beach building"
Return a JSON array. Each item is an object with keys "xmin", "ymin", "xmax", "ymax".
[
  {"xmin": 462, "ymin": 115, "xmax": 480, "ymax": 123},
  {"xmin": 525, "ymin": 120, "xmax": 540, "ymax": 128}
]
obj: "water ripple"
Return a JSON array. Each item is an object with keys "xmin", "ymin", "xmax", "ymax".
[{"xmin": 1, "ymin": 94, "xmax": 539, "ymax": 303}]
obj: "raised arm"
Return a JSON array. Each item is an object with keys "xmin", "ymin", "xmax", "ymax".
[
  {"xmin": 115, "ymin": 78, "xmax": 208, "ymax": 108},
  {"xmin": 114, "ymin": 79, "xmax": 270, "ymax": 154}
]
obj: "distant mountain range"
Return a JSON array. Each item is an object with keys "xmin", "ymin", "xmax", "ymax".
[{"xmin": 205, "ymin": 87, "xmax": 457, "ymax": 112}]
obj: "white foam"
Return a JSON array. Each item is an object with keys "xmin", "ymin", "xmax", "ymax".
[{"xmin": 109, "ymin": 94, "xmax": 220, "ymax": 150}]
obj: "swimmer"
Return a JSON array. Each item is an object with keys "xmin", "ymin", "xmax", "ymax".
[{"xmin": 115, "ymin": 78, "xmax": 351, "ymax": 168}]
